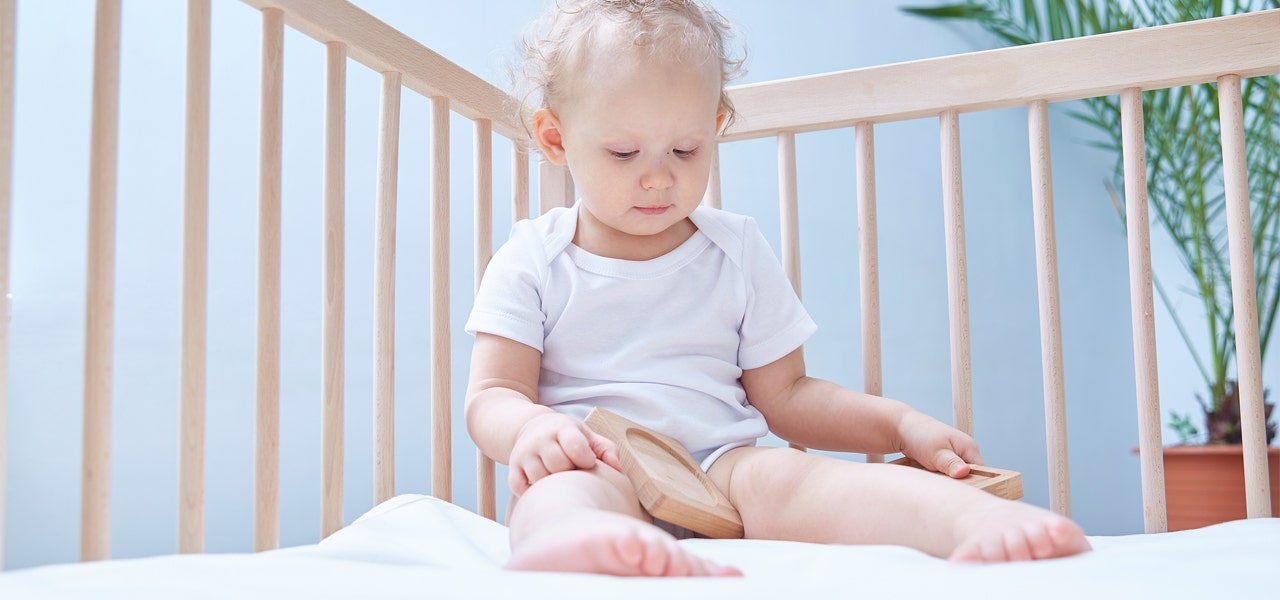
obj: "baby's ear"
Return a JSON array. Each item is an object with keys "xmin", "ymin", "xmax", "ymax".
[{"xmin": 532, "ymin": 108, "xmax": 568, "ymax": 165}]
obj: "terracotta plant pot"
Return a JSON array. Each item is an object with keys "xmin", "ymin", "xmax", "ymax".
[{"xmin": 1163, "ymin": 445, "xmax": 1280, "ymax": 531}]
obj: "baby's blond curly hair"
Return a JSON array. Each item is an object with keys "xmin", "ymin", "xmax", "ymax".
[{"xmin": 512, "ymin": 0, "xmax": 746, "ymax": 142}]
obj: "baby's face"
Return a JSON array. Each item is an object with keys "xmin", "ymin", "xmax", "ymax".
[{"xmin": 547, "ymin": 32, "xmax": 724, "ymax": 257}]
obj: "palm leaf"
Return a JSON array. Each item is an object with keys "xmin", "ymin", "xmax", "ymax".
[{"xmin": 903, "ymin": 0, "xmax": 1280, "ymax": 422}]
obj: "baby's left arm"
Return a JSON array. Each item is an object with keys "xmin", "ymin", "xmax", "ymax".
[{"xmin": 741, "ymin": 347, "xmax": 983, "ymax": 478}]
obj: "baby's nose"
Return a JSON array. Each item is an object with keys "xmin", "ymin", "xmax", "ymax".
[{"xmin": 641, "ymin": 159, "xmax": 675, "ymax": 190}]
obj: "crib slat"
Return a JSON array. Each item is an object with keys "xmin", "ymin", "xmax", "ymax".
[
  {"xmin": 1120, "ymin": 87, "xmax": 1168, "ymax": 534},
  {"xmin": 513, "ymin": 147, "xmax": 530, "ymax": 222},
  {"xmin": 777, "ymin": 132, "xmax": 806, "ymax": 453},
  {"xmin": 704, "ymin": 142, "xmax": 722, "ymax": 209},
  {"xmin": 1217, "ymin": 74, "xmax": 1272, "ymax": 519},
  {"xmin": 321, "ymin": 41, "xmax": 347, "ymax": 539},
  {"xmin": 474, "ymin": 118, "xmax": 496, "ymax": 520},
  {"xmin": 81, "ymin": 0, "xmax": 122, "ymax": 563},
  {"xmin": 430, "ymin": 96, "xmax": 451, "ymax": 502},
  {"xmin": 1028, "ymin": 100, "xmax": 1072, "ymax": 517},
  {"xmin": 178, "ymin": 0, "xmax": 212, "ymax": 555},
  {"xmin": 0, "ymin": 0, "xmax": 14, "ymax": 572},
  {"xmin": 492, "ymin": 142, "xmax": 528, "ymax": 517},
  {"xmin": 939, "ymin": 110, "xmax": 974, "ymax": 437},
  {"xmin": 254, "ymin": 7, "xmax": 285, "ymax": 552},
  {"xmin": 855, "ymin": 123, "xmax": 884, "ymax": 465},
  {"xmin": 777, "ymin": 133, "xmax": 801, "ymax": 297},
  {"xmin": 474, "ymin": 120, "xmax": 492, "ymax": 282},
  {"xmin": 373, "ymin": 72, "xmax": 401, "ymax": 506},
  {"xmin": 539, "ymin": 159, "xmax": 572, "ymax": 214}
]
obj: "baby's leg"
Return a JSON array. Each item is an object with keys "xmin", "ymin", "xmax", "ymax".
[
  {"xmin": 505, "ymin": 463, "xmax": 740, "ymax": 576},
  {"xmin": 707, "ymin": 447, "xmax": 1090, "ymax": 562}
]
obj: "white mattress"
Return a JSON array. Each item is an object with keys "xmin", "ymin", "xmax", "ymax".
[{"xmin": 2, "ymin": 494, "xmax": 1277, "ymax": 599}]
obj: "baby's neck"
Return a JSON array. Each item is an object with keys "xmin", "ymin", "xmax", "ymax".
[{"xmin": 573, "ymin": 216, "xmax": 698, "ymax": 261}]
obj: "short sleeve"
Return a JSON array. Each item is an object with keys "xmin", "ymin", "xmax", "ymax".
[
  {"xmin": 464, "ymin": 223, "xmax": 548, "ymax": 352},
  {"xmin": 736, "ymin": 219, "xmax": 817, "ymax": 369}
]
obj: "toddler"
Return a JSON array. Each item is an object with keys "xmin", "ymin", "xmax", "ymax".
[{"xmin": 465, "ymin": 0, "xmax": 1091, "ymax": 577}]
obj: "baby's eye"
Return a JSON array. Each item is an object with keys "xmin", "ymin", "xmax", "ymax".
[
  {"xmin": 609, "ymin": 150, "xmax": 638, "ymax": 160},
  {"xmin": 673, "ymin": 148, "xmax": 698, "ymax": 158}
]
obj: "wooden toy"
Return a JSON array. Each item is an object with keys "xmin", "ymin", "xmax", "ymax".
[
  {"xmin": 584, "ymin": 406, "xmax": 1024, "ymax": 539},
  {"xmin": 889, "ymin": 457, "xmax": 1024, "ymax": 500},
  {"xmin": 584, "ymin": 407, "xmax": 745, "ymax": 539}
]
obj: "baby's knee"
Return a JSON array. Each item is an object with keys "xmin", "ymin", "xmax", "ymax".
[
  {"xmin": 533, "ymin": 462, "xmax": 629, "ymax": 491},
  {"xmin": 531, "ymin": 463, "xmax": 644, "ymax": 514}
]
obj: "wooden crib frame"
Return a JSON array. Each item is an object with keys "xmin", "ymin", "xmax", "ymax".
[{"xmin": 0, "ymin": 0, "xmax": 1277, "ymax": 569}]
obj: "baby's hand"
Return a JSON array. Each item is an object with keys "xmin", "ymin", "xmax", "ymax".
[
  {"xmin": 508, "ymin": 412, "xmax": 622, "ymax": 495},
  {"xmin": 898, "ymin": 411, "xmax": 984, "ymax": 479}
]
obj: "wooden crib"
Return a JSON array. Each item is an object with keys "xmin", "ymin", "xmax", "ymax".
[{"xmin": 1, "ymin": 0, "xmax": 1278, "ymax": 595}]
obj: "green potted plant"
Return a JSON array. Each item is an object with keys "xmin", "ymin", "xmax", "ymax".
[{"xmin": 902, "ymin": 0, "xmax": 1279, "ymax": 529}]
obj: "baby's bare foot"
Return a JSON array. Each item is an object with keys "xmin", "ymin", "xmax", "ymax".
[
  {"xmin": 949, "ymin": 502, "xmax": 1091, "ymax": 563},
  {"xmin": 505, "ymin": 510, "xmax": 741, "ymax": 577}
]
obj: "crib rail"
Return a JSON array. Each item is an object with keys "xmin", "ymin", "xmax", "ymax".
[
  {"xmin": 1, "ymin": 0, "xmax": 1278, "ymax": 570},
  {"xmin": 721, "ymin": 9, "xmax": 1280, "ymax": 141},
  {"xmin": 714, "ymin": 8, "xmax": 1280, "ymax": 532},
  {"xmin": 240, "ymin": 0, "xmax": 523, "ymax": 140}
]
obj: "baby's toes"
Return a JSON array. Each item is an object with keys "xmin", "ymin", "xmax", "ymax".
[
  {"xmin": 1003, "ymin": 529, "xmax": 1035, "ymax": 562},
  {"xmin": 663, "ymin": 544, "xmax": 699, "ymax": 577},
  {"xmin": 963, "ymin": 535, "xmax": 1008, "ymax": 563},
  {"xmin": 1047, "ymin": 518, "xmax": 1092, "ymax": 557},
  {"xmin": 1023, "ymin": 521, "xmax": 1056, "ymax": 559},
  {"xmin": 984, "ymin": 535, "xmax": 1015, "ymax": 562},
  {"xmin": 611, "ymin": 530, "xmax": 648, "ymax": 570},
  {"xmin": 670, "ymin": 545, "xmax": 730, "ymax": 577},
  {"xmin": 948, "ymin": 539, "xmax": 984, "ymax": 563},
  {"xmin": 641, "ymin": 539, "xmax": 678, "ymax": 576},
  {"xmin": 711, "ymin": 562, "xmax": 744, "ymax": 577}
]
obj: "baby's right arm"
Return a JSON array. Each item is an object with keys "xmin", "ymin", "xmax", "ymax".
[{"xmin": 465, "ymin": 333, "xmax": 620, "ymax": 495}]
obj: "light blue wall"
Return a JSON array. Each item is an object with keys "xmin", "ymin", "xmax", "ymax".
[{"xmin": 5, "ymin": 0, "xmax": 1272, "ymax": 569}]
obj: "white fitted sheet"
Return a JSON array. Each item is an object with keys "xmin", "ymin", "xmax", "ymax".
[{"xmin": 2, "ymin": 494, "xmax": 1277, "ymax": 599}]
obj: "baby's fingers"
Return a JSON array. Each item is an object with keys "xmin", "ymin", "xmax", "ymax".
[
  {"xmin": 586, "ymin": 428, "xmax": 621, "ymax": 471},
  {"xmin": 959, "ymin": 444, "xmax": 985, "ymax": 467},
  {"xmin": 557, "ymin": 427, "xmax": 598, "ymax": 470},
  {"xmin": 556, "ymin": 424, "xmax": 620, "ymax": 471},
  {"xmin": 932, "ymin": 449, "xmax": 971, "ymax": 479},
  {"xmin": 508, "ymin": 461, "xmax": 540, "ymax": 497},
  {"xmin": 539, "ymin": 442, "xmax": 578, "ymax": 474}
]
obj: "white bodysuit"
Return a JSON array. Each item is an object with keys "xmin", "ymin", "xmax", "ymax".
[{"xmin": 465, "ymin": 203, "xmax": 816, "ymax": 469}]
